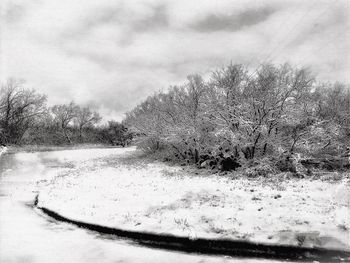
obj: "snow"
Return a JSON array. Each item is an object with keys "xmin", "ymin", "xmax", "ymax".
[
  {"xmin": 3, "ymin": 147, "xmax": 277, "ymax": 263},
  {"xmin": 37, "ymin": 147, "xmax": 350, "ymax": 251},
  {"xmin": 0, "ymin": 146, "xmax": 7, "ymax": 157}
]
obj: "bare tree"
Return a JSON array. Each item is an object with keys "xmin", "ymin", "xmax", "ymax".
[
  {"xmin": 0, "ymin": 78, "xmax": 47, "ymax": 144},
  {"xmin": 75, "ymin": 106, "xmax": 101, "ymax": 141},
  {"xmin": 209, "ymin": 63, "xmax": 314, "ymax": 159},
  {"xmin": 51, "ymin": 102, "xmax": 79, "ymax": 144},
  {"xmin": 125, "ymin": 63, "xmax": 348, "ymax": 171},
  {"xmin": 174, "ymin": 75, "xmax": 207, "ymax": 163}
]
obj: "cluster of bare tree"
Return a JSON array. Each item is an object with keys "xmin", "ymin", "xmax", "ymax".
[
  {"xmin": 0, "ymin": 79, "xmax": 131, "ymax": 146},
  {"xmin": 125, "ymin": 63, "xmax": 350, "ymax": 172}
]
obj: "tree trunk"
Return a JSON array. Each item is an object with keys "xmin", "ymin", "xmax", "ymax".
[
  {"xmin": 194, "ymin": 148, "xmax": 199, "ymax": 164},
  {"xmin": 262, "ymin": 143, "xmax": 268, "ymax": 155},
  {"xmin": 79, "ymin": 126, "xmax": 83, "ymax": 142},
  {"xmin": 251, "ymin": 133, "xmax": 261, "ymax": 159},
  {"xmin": 63, "ymin": 129, "xmax": 72, "ymax": 144}
]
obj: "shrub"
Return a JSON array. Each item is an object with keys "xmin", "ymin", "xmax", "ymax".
[{"xmin": 242, "ymin": 158, "xmax": 277, "ymax": 178}]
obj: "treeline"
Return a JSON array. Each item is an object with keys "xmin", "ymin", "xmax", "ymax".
[
  {"xmin": 0, "ymin": 79, "xmax": 131, "ymax": 146},
  {"xmin": 125, "ymin": 63, "xmax": 350, "ymax": 174}
]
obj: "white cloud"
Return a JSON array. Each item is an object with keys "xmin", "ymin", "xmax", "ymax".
[{"xmin": 1, "ymin": 0, "xmax": 349, "ymax": 121}]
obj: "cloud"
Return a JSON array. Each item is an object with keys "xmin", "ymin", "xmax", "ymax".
[
  {"xmin": 1, "ymin": 0, "xmax": 349, "ymax": 121},
  {"xmin": 189, "ymin": 6, "xmax": 276, "ymax": 32}
]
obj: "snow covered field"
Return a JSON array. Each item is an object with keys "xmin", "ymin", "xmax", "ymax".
[
  {"xmin": 2, "ymin": 147, "xmax": 281, "ymax": 263},
  {"xmin": 37, "ymin": 147, "xmax": 350, "ymax": 251}
]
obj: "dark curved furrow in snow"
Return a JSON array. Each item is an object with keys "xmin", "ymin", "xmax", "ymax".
[{"xmin": 35, "ymin": 203, "xmax": 350, "ymax": 263}]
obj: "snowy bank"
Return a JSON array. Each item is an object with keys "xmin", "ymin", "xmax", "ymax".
[
  {"xmin": 0, "ymin": 146, "xmax": 7, "ymax": 157},
  {"xmin": 38, "ymin": 148, "xmax": 350, "ymax": 251}
]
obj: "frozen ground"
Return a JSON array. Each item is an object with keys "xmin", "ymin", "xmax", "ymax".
[
  {"xmin": 37, "ymin": 147, "xmax": 350, "ymax": 251},
  {"xmin": 2, "ymin": 147, "xmax": 271, "ymax": 263}
]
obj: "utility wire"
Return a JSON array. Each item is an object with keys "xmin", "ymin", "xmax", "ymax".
[
  {"xmin": 245, "ymin": 0, "xmax": 339, "ymax": 88},
  {"xmin": 294, "ymin": 26, "xmax": 348, "ymax": 69},
  {"xmin": 244, "ymin": 3, "xmax": 303, "ymax": 70},
  {"xmin": 268, "ymin": 0, "xmax": 339, "ymax": 63}
]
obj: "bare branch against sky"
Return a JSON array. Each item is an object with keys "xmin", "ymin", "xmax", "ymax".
[{"xmin": 1, "ymin": 0, "xmax": 349, "ymax": 121}]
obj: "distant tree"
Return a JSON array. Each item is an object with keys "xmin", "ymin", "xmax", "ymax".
[
  {"xmin": 125, "ymin": 95, "xmax": 168, "ymax": 151},
  {"xmin": 97, "ymin": 121, "xmax": 131, "ymax": 146},
  {"xmin": 75, "ymin": 106, "xmax": 101, "ymax": 141},
  {"xmin": 51, "ymin": 102, "xmax": 79, "ymax": 144},
  {"xmin": 0, "ymin": 78, "xmax": 47, "ymax": 144},
  {"xmin": 107, "ymin": 121, "xmax": 131, "ymax": 146},
  {"xmin": 21, "ymin": 112, "xmax": 61, "ymax": 145}
]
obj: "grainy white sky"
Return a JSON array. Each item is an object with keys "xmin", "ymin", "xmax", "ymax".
[{"xmin": 1, "ymin": 0, "xmax": 349, "ymax": 120}]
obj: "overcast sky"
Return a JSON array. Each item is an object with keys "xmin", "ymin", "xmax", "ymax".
[{"xmin": 1, "ymin": 0, "xmax": 349, "ymax": 120}]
